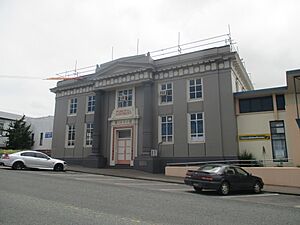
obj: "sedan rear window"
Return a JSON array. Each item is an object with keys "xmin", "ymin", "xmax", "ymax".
[{"xmin": 198, "ymin": 165, "xmax": 222, "ymax": 173}]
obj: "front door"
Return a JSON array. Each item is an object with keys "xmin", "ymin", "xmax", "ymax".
[{"xmin": 116, "ymin": 129, "xmax": 132, "ymax": 165}]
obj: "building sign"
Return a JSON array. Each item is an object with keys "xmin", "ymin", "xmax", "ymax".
[
  {"xmin": 239, "ymin": 134, "xmax": 270, "ymax": 141},
  {"xmin": 115, "ymin": 108, "xmax": 133, "ymax": 117},
  {"xmin": 45, "ymin": 132, "xmax": 53, "ymax": 139}
]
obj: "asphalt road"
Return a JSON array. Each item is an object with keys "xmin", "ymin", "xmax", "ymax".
[{"xmin": 0, "ymin": 168, "xmax": 300, "ymax": 225}]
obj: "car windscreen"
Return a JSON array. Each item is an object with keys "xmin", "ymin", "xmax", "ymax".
[{"xmin": 198, "ymin": 165, "xmax": 222, "ymax": 173}]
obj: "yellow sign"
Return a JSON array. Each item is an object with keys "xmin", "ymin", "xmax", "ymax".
[{"xmin": 239, "ymin": 134, "xmax": 271, "ymax": 141}]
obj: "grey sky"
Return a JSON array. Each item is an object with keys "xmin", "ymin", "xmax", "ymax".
[{"xmin": 0, "ymin": 0, "xmax": 299, "ymax": 117}]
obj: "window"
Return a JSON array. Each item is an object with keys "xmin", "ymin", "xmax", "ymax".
[
  {"xmin": 118, "ymin": 89, "xmax": 133, "ymax": 108},
  {"xmin": 39, "ymin": 133, "xmax": 43, "ymax": 146},
  {"xmin": 270, "ymin": 121, "xmax": 288, "ymax": 161},
  {"xmin": 69, "ymin": 98, "xmax": 77, "ymax": 115},
  {"xmin": 234, "ymin": 167, "xmax": 248, "ymax": 176},
  {"xmin": 85, "ymin": 123, "xmax": 93, "ymax": 147},
  {"xmin": 189, "ymin": 112, "xmax": 205, "ymax": 142},
  {"xmin": 35, "ymin": 152, "xmax": 49, "ymax": 159},
  {"xmin": 0, "ymin": 122, "xmax": 3, "ymax": 136},
  {"xmin": 239, "ymin": 96, "xmax": 273, "ymax": 113},
  {"xmin": 276, "ymin": 95, "xmax": 285, "ymax": 110},
  {"xmin": 31, "ymin": 133, "xmax": 35, "ymax": 146},
  {"xmin": 67, "ymin": 125, "xmax": 75, "ymax": 147},
  {"xmin": 188, "ymin": 78, "xmax": 203, "ymax": 100},
  {"xmin": 160, "ymin": 83, "xmax": 172, "ymax": 104},
  {"xmin": 160, "ymin": 115, "xmax": 173, "ymax": 143},
  {"xmin": 21, "ymin": 152, "xmax": 35, "ymax": 157},
  {"xmin": 87, "ymin": 95, "xmax": 95, "ymax": 113}
]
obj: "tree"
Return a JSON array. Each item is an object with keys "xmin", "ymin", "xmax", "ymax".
[{"xmin": 6, "ymin": 115, "xmax": 33, "ymax": 150}]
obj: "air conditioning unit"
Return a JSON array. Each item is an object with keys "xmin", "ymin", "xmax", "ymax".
[
  {"xmin": 160, "ymin": 90, "xmax": 167, "ymax": 96},
  {"xmin": 119, "ymin": 96, "xmax": 127, "ymax": 101},
  {"xmin": 150, "ymin": 149, "xmax": 158, "ymax": 157}
]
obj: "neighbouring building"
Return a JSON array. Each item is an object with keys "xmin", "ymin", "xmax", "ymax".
[
  {"xmin": 50, "ymin": 45, "xmax": 253, "ymax": 172},
  {"xmin": 0, "ymin": 111, "xmax": 54, "ymax": 154},
  {"xmin": 235, "ymin": 69, "xmax": 300, "ymax": 166}
]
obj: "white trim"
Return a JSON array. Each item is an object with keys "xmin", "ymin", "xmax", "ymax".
[
  {"xmin": 115, "ymin": 87, "xmax": 135, "ymax": 109},
  {"xmin": 65, "ymin": 124, "xmax": 75, "ymax": 148},
  {"xmin": 158, "ymin": 82, "xmax": 173, "ymax": 106},
  {"xmin": 187, "ymin": 78, "xmax": 204, "ymax": 103},
  {"xmin": 158, "ymin": 115, "xmax": 174, "ymax": 145},
  {"xmin": 187, "ymin": 112, "xmax": 205, "ymax": 144},
  {"xmin": 86, "ymin": 95, "xmax": 95, "ymax": 114}
]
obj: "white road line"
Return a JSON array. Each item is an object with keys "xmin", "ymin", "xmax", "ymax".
[
  {"xmin": 158, "ymin": 188, "xmax": 192, "ymax": 191},
  {"xmin": 294, "ymin": 205, "xmax": 300, "ymax": 208},
  {"xmin": 220, "ymin": 193, "xmax": 279, "ymax": 199}
]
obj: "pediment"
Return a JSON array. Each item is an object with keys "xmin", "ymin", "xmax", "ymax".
[{"xmin": 94, "ymin": 55, "xmax": 154, "ymax": 79}]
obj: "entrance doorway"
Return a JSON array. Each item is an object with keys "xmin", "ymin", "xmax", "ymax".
[{"xmin": 116, "ymin": 129, "xmax": 132, "ymax": 165}]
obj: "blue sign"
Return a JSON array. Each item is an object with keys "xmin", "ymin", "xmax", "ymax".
[{"xmin": 45, "ymin": 132, "xmax": 53, "ymax": 138}]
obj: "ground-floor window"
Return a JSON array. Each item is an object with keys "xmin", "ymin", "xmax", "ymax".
[
  {"xmin": 67, "ymin": 124, "xmax": 75, "ymax": 147},
  {"xmin": 85, "ymin": 123, "xmax": 93, "ymax": 147},
  {"xmin": 160, "ymin": 115, "xmax": 173, "ymax": 143},
  {"xmin": 188, "ymin": 112, "xmax": 205, "ymax": 142},
  {"xmin": 270, "ymin": 120, "xmax": 288, "ymax": 161}
]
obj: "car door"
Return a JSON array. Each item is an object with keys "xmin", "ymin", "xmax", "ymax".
[
  {"xmin": 224, "ymin": 167, "xmax": 241, "ymax": 191},
  {"xmin": 20, "ymin": 152, "xmax": 37, "ymax": 168},
  {"xmin": 34, "ymin": 152, "xmax": 52, "ymax": 169},
  {"xmin": 234, "ymin": 167, "xmax": 253, "ymax": 190}
]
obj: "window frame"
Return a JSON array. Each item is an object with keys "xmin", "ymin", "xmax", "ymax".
[
  {"xmin": 270, "ymin": 120, "xmax": 288, "ymax": 162},
  {"xmin": 115, "ymin": 87, "xmax": 135, "ymax": 108},
  {"xmin": 84, "ymin": 123, "xmax": 94, "ymax": 147},
  {"xmin": 68, "ymin": 98, "xmax": 78, "ymax": 116},
  {"xmin": 187, "ymin": 78, "xmax": 203, "ymax": 102},
  {"xmin": 187, "ymin": 112, "xmax": 205, "ymax": 143},
  {"xmin": 159, "ymin": 82, "xmax": 173, "ymax": 105},
  {"xmin": 65, "ymin": 124, "xmax": 76, "ymax": 148},
  {"xmin": 158, "ymin": 115, "xmax": 174, "ymax": 144},
  {"xmin": 86, "ymin": 95, "xmax": 96, "ymax": 114}
]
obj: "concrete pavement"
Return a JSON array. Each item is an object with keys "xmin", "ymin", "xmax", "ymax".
[{"xmin": 68, "ymin": 165, "xmax": 300, "ymax": 196}]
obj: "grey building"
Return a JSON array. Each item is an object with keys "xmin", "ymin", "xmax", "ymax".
[{"xmin": 50, "ymin": 45, "xmax": 253, "ymax": 173}]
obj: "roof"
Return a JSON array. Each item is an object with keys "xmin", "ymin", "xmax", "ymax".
[
  {"xmin": 234, "ymin": 86, "xmax": 287, "ymax": 99},
  {"xmin": 0, "ymin": 111, "xmax": 23, "ymax": 121}
]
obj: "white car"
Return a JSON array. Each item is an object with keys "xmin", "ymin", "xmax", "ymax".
[{"xmin": 0, "ymin": 150, "xmax": 67, "ymax": 171}]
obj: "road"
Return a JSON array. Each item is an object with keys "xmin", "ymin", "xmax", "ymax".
[{"xmin": 0, "ymin": 168, "xmax": 299, "ymax": 225}]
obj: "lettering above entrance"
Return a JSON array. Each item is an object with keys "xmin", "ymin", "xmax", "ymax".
[{"xmin": 109, "ymin": 107, "xmax": 140, "ymax": 121}]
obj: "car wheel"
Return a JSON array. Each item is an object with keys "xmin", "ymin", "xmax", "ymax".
[
  {"xmin": 54, "ymin": 163, "xmax": 64, "ymax": 172},
  {"xmin": 253, "ymin": 182, "xmax": 262, "ymax": 194},
  {"xmin": 12, "ymin": 161, "xmax": 24, "ymax": 170},
  {"xmin": 218, "ymin": 182, "xmax": 230, "ymax": 195},
  {"xmin": 193, "ymin": 186, "xmax": 203, "ymax": 193}
]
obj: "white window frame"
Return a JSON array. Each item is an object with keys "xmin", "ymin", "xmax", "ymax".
[
  {"xmin": 158, "ymin": 115, "xmax": 174, "ymax": 144},
  {"xmin": 84, "ymin": 123, "xmax": 94, "ymax": 147},
  {"xmin": 65, "ymin": 124, "xmax": 75, "ymax": 148},
  {"xmin": 68, "ymin": 98, "xmax": 78, "ymax": 116},
  {"xmin": 159, "ymin": 82, "xmax": 173, "ymax": 105},
  {"xmin": 187, "ymin": 112, "xmax": 205, "ymax": 143},
  {"xmin": 187, "ymin": 78, "xmax": 203, "ymax": 102},
  {"xmin": 115, "ymin": 87, "xmax": 135, "ymax": 108},
  {"xmin": 86, "ymin": 95, "xmax": 96, "ymax": 114}
]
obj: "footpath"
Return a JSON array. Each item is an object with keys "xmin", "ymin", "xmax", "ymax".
[{"xmin": 68, "ymin": 165, "xmax": 300, "ymax": 196}]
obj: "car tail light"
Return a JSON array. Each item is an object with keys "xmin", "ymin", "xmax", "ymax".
[
  {"xmin": 201, "ymin": 176, "xmax": 213, "ymax": 181},
  {"xmin": 2, "ymin": 154, "xmax": 9, "ymax": 159}
]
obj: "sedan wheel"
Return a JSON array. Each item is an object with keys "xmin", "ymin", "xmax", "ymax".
[
  {"xmin": 193, "ymin": 186, "xmax": 203, "ymax": 193},
  {"xmin": 253, "ymin": 182, "xmax": 262, "ymax": 194},
  {"xmin": 219, "ymin": 182, "xmax": 230, "ymax": 195},
  {"xmin": 12, "ymin": 162, "xmax": 24, "ymax": 170},
  {"xmin": 54, "ymin": 164, "xmax": 64, "ymax": 172}
]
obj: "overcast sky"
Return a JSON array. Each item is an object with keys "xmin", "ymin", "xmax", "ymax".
[{"xmin": 0, "ymin": 0, "xmax": 299, "ymax": 117}]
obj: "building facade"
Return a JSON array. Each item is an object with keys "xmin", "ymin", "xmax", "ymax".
[
  {"xmin": 51, "ymin": 45, "xmax": 253, "ymax": 172},
  {"xmin": 235, "ymin": 69, "xmax": 300, "ymax": 166}
]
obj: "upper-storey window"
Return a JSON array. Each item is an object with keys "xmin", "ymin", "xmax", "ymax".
[
  {"xmin": 87, "ymin": 95, "xmax": 95, "ymax": 113},
  {"xmin": 69, "ymin": 98, "xmax": 77, "ymax": 115},
  {"xmin": 239, "ymin": 95, "xmax": 285, "ymax": 113},
  {"xmin": 160, "ymin": 83, "xmax": 172, "ymax": 104},
  {"xmin": 188, "ymin": 78, "xmax": 203, "ymax": 101},
  {"xmin": 118, "ymin": 89, "xmax": 133, "ymax": 108}
]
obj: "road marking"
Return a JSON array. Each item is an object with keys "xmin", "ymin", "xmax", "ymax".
[
  {"xmin": 74, "ymin": 177, "xmax": 133, "ymax": 181},
  {"xmin": 220, "ymin": 193, "xmax": 279, "ymax": 199},
  {"xmin": 294, "ymin": 205, "xmax": 300, "ymax": 208},
  {"xmin": 158, "ymin": 188, "xmax": 192, "ymax": 191}
]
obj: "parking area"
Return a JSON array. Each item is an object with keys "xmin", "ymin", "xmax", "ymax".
[{"xmin": 4, "ymin": 168, "xmax": 299, "ymax": 210}]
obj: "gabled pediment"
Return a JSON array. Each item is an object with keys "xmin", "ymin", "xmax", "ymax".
[{"xmin": 94, "ymin": 54, "xmax": 154, "ymax": 79}]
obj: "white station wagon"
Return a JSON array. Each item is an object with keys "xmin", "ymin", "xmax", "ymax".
[{"xmin": 0, "ymin": 150, "xmax": 67, "ymax": 171}]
